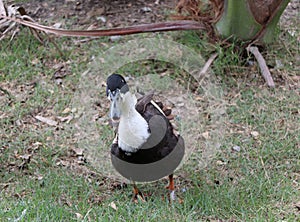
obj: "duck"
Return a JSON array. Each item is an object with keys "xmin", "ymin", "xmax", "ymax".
[{"xmin": 106, "ymin": 74, "xmax": 185, "ymax": 202}]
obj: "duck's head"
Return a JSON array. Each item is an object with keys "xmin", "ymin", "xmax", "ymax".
[{"xmin": 106, "ymin": 74, "xmax": 130, "ymax": 122}]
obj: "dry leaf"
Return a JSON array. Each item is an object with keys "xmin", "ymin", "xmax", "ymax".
[
  {"xmin": 97, "ymin": 16, "xmax": 106, "ymax": 23},
  {"xmin": 216, "ymin": 160, "xmax": 226, "ymax": 166},
  {"xmin": 33, "ymin": 141, "xmax": 43, "ymax": 147},
  {"xmin": 52, "ymin": 22, "xmax": 62, "ymax": 29},
  {"xmin": 72, "ymin": 148, "xmax": 84, "ymax": 156},
  {"xmin": 56, "ymin": 115, "xmax": 73, "ymax": 123},
  {"xmin": 140, "ymin": 7, "xmax": 152, "ymax": 12},
  {"xmin": 31, "ymin": 58, "xmax": 39, "ymax": 65},
  {"xmin": 291, "ymin": 75, "xmax": 300, "ymax": 82},
  {"xmin": 35, "ymin": 115, "xmax": 58, "ymax": 126},
  {"xmin": 177, "ymin": 102, "xmax": 185, "ymax": 107},
  {"xmin": 56, "ymin": 160, "xmax": 69, "ymax": 167},
  {"xmin": 19, "ymin": 154, "xmax": 31, "ymax": 160},
  {"xmin": 55, "ymin": 78, "xmax": 63, "ymax": 85},
  {"xmin": 250, "ymin": 131, "xmax": 259, "ymax": 138},
  {"xmin": 99, "ymin": 58, "xmax": 105, "ymax": 63},
  {"xmin": 62, "ymin": 107, "xmax": 71, "ymax": 114},
  {"xmin": 109, "ymin": 201, "xmax": 118, "ymax": 210},
  {"xmin": 195, "ymin": 96, "xmax": 204, "ymax": 101},
  {"xmin": 109, "ymin": 35, "xmax": 121, "ymax": 42},
  {"xmin": 75, "ymin": 213, "xmax": 83, "ymax": 219},
  {"xmin": 202, "ymin": 131, "xmax": 210, "ymax": 140},
  {"xmin": 232, "ymin": 145, "xmax": 241, "ymax": 152}
]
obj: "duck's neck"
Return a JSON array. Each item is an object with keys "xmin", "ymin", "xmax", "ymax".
[
  {"xmin": 118, "ymin": 92, "xmax": 150, "ymax": 153},
  {"xmin": 120, "ymin": 92, "xmax": 137, "ymax": 115}
]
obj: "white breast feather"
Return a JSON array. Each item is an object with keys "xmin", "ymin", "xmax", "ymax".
[{"xmin": 118, "ymin": 93, "xmax": 150, "ymax": 153}]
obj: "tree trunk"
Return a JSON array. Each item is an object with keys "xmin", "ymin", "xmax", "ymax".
[
  {"xmin": 175, "ymin": 0, "xmax": 291, "ymax": 44},
  {"xmin": 215, "ymin": 0, "xmax": 290, "ymax": 43}
]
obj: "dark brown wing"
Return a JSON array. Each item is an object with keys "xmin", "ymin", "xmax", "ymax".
[
  {"xmin": 111, "ymin": 93, "xmax": 179, "ymax": 164},
  {"xmin": 136, "ymin": 93, "xmax": 174, "ymax": 120}
]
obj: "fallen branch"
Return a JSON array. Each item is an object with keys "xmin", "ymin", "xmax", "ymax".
[
  {"xmin": 247, "ymin": 46, "xmax": 275, "ymax": 88},
  {"xmin": 0, "ymin": 15, "xmax": 205, "ymax": 37}
]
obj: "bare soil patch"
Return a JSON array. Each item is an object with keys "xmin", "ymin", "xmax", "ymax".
[{"xmin": 9, "ymin": 0, "xmax": 176, "ymax": 28}]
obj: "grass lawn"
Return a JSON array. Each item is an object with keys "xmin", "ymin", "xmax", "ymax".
[{"xmin": 0, "ymin": 6, "xmax": 299, "ymax": 222}]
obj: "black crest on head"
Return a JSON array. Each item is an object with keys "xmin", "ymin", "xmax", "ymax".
[{"xmin": 106, "ymin": 74, "xmax": 129, "ymax": 96}]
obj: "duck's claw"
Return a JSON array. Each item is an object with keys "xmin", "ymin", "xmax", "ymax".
[
  {"xmin": 165, "ymin": 174, "xmax": 175, "ymax": 201},
  {"xmin": 133, "ymin": 184, "xmax": 146, "ymax": 203},
  {"xmin": 165, "ymin": 174, "xmax": 183, "ymax": 203}
]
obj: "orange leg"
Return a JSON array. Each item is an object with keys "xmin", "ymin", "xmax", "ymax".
[
  {"xmin": 132, "ymin": 183, "xmax": 145, "ymax": 203},
  {"xmin": 167, "ymin": 174, "xmax": 175, "ymax": 191},
  {"xmin": 166, "ymin": 174, "xmax": 176, "ymax": 201}
]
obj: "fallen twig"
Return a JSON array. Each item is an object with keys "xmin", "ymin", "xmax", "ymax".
[
  {"xmin": 247, "ymin": 46, "xmax": 275, "ymax": 88},
  {"xmin": 198, "ymin": 52, "xmax": 218, "ymax": 81},
  {"xmin": 35, "ymin": 115, "xmax": 58, "ymax": 126}
]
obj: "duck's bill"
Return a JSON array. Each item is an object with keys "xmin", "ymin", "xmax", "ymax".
[{"xmin": 108, "ymin": 90, "xmax": 122, "ymax": 122}]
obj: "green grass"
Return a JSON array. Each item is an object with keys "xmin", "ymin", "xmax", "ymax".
[{"xmin": 1, "ymin": 16, "xmax": 299, "ymax": 222}]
